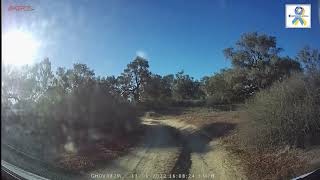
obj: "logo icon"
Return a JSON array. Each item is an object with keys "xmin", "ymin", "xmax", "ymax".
[{"xmin": 286, "ymin": 4, "xmax": 311, "ymax": 28}]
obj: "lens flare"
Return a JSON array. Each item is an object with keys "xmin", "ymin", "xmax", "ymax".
[{"xmin": 2, "ymin": 30, "xmax": 40, "ymax": 66}]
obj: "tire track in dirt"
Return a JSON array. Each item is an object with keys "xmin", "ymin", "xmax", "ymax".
[
  {"xmin": 88, "ymin": 118, "xmax": 246, "ymax": 180},
  {"xmin": 88, "ymin": 119, "xmax": 180, "ymax": 179},
  {"xmin": 160, "ymin": 118, "xmax": 244, "ymax": 180}
]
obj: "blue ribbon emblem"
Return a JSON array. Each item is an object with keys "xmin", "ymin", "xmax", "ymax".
[{"xmin": 292, "ymin": 6, "xmax": 306, "ymax": 25}]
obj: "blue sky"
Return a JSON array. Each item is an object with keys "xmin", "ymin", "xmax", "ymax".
[{"xmin": 2, "ymin": 0, "xmax": 320, "ymax": 79}]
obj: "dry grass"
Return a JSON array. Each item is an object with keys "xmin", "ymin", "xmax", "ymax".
[
  {"xmin": 245, "ymin": 75, "xmax": 320, "ymax": 149},
  {"xmin": 153, "ymin": 107, "xmax": 246, "ymax": 127},
  {"xmin": 164, "ymin": 107, "xmax": 317, "ymax": 180},
  {"xmin": 223, "ymin": 133, "xmax": 308, "ymax": 180},
  {"xmin": 221, "ymin": 113, "xmax": 319, "ymax": 180}
]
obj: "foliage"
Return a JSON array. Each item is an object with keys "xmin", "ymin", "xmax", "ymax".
[
  {"xmin": 244, "ymin": 73, "xmax": 320, "ymax": 149},
  {"xmin": 117, "ymin": 56, "xmax": 151, "ymax": 102},
  {"xmin": 173, "ymin": 71, "xmax": 204, "ymax": 100},
  {"xmin": 143, "ymin": 74, "xmax": 173, "ymax": 101},
  {"xmin": 204, "ymin": 32, "xmax": 301, "ymax": 105},
  {"xmin": 223, "ymin": 32, "xmax": 282, "ymax": 69},
  {"xmin": 296, "ymin": 46, "xmax": 320, "ymax": 75},
  {"xmin": 2, "ymin": 32, "xmax": 318, "ymax": 163},
  {"xmin": 2, "ymin": 60, "xmax": 139, "ymax": 160}
]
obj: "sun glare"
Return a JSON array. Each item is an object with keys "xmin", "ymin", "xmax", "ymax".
[{"xmin": 2, "ymin": 30, "xmax": 40, "ymax": 66}]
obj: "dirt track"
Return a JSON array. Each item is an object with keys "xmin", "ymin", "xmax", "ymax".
[
  {"xmin": 88, "ymin": 119, "xmax": 180, "ymax": 179},
  {"xmin": 2, "ymin": 116, "xmax": 246, "ymax": 180},
  {"xmin": 87, "ymin": 118, "xmax": 247, "ymax": 180}
]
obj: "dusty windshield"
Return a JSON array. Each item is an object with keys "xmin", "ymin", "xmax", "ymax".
[{"xmin": 1, "ymin": 0, "xmax": 320, "ymax": 180}]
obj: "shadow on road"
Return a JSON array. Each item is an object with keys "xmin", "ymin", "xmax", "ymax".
[
  {"xmin": 170, "ymin": 121, "xmax": 236, "ymax": 179},
  {"xmin": 186, "ymin": 122, "xmax": 236, "ymax": 153},
  {"xmin": 85, "ymin": 120, "xmax": 236, "ymax": 179}
]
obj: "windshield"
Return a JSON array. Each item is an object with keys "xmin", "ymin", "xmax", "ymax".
[{"xmin": 2, "ymin": 0, "xmax": 320, "ymax": 180}]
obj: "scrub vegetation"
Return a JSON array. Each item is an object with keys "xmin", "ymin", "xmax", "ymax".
[{"xmin": 2, "ymin": 32, "xmax": 319, "ymax": 178}]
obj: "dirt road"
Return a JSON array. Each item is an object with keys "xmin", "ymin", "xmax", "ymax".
[
  {"xmin": 88, "ymin": 119, "xmax": 180, "ymax": 179},
  {"xmin": 87, "ymin": 118, "xmax": 246, "ymax": 180},
  {"xmin": 2, "ymin": 116, "xmax": 246, "ymax": 180}
]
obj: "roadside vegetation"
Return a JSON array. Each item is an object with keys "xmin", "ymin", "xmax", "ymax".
[
  {"xmin": 245, "ymin": 73, "xmax": 320, "ymax": 149},
  {"xmin": 2, "ymin": 32, "xmax": 319, "ymax": 178},
  {"xmin": 220, "ymin": 43, "xmax": 320, "ymax": 179},
  {"xmin": 1, "ymin": 60, "xmax": 140, "ymax": 171}
]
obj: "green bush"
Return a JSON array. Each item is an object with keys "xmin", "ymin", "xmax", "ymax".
[
  {"xmin": 2, "ymin": 62, "xmax": 140, "ymax": 161},
  {"xmin": 244, "ymin": 74, "xmax": 320, "ymax": 149}
]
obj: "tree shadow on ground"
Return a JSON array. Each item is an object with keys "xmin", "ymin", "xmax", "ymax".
[
  {"xmin": 184, "ymin": 122, "xmax": 236, "ymax": 153},
  {"xmin": 60, "ymin": 121, "xmax": 236, "ymax": 179},
  {"xmin": 170, "ymin": 121, "xmax": 236, "ymax": 179},
  {"xmin": 201, "ymin": 122, "xmax": 236, "ymax": 139}
]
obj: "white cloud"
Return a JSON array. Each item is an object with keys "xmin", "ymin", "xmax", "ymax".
[{"xmin": 136, "ymin": 50, "xmax": 148, "ymax": 59}]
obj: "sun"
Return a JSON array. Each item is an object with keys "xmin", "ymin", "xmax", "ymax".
[{"xmin": 2, "ymin": 30, "xmax": 40, "ymax": 66}]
